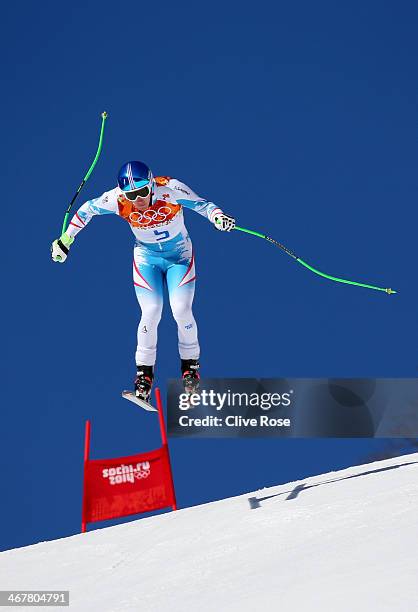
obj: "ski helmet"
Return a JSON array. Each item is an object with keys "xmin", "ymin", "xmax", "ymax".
[{"xmin": 117, "ymin": 161, "xmax": 153, "ymax": 193}]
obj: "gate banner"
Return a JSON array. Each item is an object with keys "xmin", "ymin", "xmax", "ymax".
[
  {"xmin": 167, "ymin": 378, "xmax": 418, "ymax": 438},
  {"xmin": 83, "ymin": 446, "xmax": 174, "ymax": 523}
]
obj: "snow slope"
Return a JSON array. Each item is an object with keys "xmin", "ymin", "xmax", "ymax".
[{"xmin": 1, "ymin": 454, "xmax": 417, "ymax": 612}]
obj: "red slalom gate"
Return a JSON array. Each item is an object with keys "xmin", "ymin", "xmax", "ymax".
[{"xmin": 81, "ymin": 388, "xmax": 176, "ymax": 532}]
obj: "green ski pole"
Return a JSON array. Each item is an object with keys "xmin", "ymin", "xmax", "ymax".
[
  {"xmin": 232, "ymin": 225, "xmax": 396, "ymax": 295},
  {"xmin": 60, "ymin": 111, "xmax": 108, "ymax": 235}
]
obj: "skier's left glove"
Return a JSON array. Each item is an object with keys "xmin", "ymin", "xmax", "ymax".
[
  {"xmin": 51, "ymin": 232, "xmax": 74, "ymax": 263},
  {"xmin": 214, "ymin": 212, "xmax": 235, "ymax": 232}
]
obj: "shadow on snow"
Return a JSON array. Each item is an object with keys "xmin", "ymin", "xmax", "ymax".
[{"xmin": 247, "ymin": 460, "xmax": 418, "ymax": 509}]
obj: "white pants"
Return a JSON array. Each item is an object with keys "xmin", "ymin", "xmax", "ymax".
[{"xmin": 133, "ymin": 235, "xmax": 199, "ymax": 366}]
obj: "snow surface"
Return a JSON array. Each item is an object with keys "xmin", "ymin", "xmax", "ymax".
[{"xmin": 1, "ymin": 454, "xmax": 417, "ymax": 612}]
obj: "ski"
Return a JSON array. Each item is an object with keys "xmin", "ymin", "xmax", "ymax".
[{"xmin": 122, "ymin": 390, "xmax": 158, "ymax": 412}]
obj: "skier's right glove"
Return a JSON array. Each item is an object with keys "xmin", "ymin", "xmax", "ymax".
[
  {"xmin": 214, "ymin": 212, "xmax": 236, "ymax": 232},
  {"xmin": 51, "ymin": 232, "xmax": 74, "ymax": 263}
]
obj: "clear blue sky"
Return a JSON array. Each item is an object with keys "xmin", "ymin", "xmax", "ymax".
[{"xmin": 2, "ymin": 0, "xmax": 418, "ymax": 550}]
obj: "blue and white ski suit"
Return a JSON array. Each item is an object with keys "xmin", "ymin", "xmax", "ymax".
[{"xmin": 66, "ymin": 176, "xmax": 223, "ymax": 366}]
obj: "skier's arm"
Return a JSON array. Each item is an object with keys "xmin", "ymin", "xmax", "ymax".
[
  {"xmin": 51, "ymin": 188, "xmax": 118, "ymax": 263},
  {"xmin": 65, "ymin": 189, "xmax": 118, "ymax": 239},
  {"xmin": 170, "ymin": 179, "xmax": 235, "ymax": 231}
]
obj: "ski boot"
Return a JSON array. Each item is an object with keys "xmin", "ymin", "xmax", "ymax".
[
  {"xmin": 134, "ymin": 365, "xmax": 154, "ymax": 401},
  {"xmin": 181, "ymin": 359, "xmax": 200, "ymax": 395}
]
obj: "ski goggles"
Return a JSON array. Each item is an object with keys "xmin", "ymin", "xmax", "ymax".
[{"xmin": 124, "ymin": 184, "xmax": 151, "ymax": 201}]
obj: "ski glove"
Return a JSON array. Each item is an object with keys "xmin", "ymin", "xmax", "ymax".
[
  {"xmin": 214, "ymin": 213, "xmax": 236, "ymax": 232},
  {"xmin": 51, "ymin": 232, "xmax": 74, "ymax": 263}
]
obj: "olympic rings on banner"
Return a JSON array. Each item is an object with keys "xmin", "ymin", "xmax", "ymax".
[{"xmin": 134, "ymin": 469, "xmax": 151, "ymax": 479}]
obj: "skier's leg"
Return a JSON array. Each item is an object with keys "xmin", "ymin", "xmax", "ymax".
[
  {"xmin": 166, "ymin": 250, "xmax": 200, "ymax": 361},
  {"xmin": 133, "ymin": 249, "xmax": 164, "ymax": 367}
]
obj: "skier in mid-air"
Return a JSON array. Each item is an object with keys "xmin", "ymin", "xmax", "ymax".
[{"xmin": 51, "ymin": 161, "xmax": 235, "ymax": 401}]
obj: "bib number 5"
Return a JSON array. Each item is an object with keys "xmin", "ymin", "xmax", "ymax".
[{"xmin": 154, "ymin": 229, "xmax": 170, "ymax": 241}]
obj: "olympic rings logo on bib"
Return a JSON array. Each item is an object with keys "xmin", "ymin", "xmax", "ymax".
[
  {"xmin": 129, "ymin": 205, "xmax": 174, "ymax": 226},
  {"xmin": 131, "ymin": 204, "xmax": 182, "ymax": 229},
  {"xmin": 117, "ymin": 196, "xmax": 181, "ymax": 229}
]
